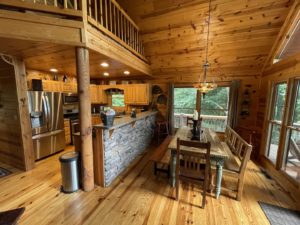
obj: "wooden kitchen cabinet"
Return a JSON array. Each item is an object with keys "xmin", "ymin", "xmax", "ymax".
[
  {"xmin": 90, "ymin": 84, "xmax": 99, "ymax": 103},
  {"xmin": 98, "ymin": 86, "xmax": 108, "ymax": 104},
  {"xmin": 42, "ymin": 80, "xmax": 63, "ymax": 92},
  {"xmin": 90, "ymin": 85, "xmax": 108, "ymax": 104},
  {"xmin": 124, "ymin": 84, "xmax": 151, "ymax": 105},
  {"xmin": 64, "ymin": 119, "xmax": 71, "ymax": 145},
  {"xmin": 63, "ymin": 82, "xmax": 77, "ymax": 93},
  {"xmin": 91, "ymin": 115, "xmax": 101, "ymax": 125}
]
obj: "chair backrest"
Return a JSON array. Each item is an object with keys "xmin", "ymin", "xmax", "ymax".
[
  {"xmin": 176, "ymin": 138, "xmax": 211, "ymax": 177},
  {"xmin": 225, "ymin": 126, "xmax": 252, "ymax": 174}
]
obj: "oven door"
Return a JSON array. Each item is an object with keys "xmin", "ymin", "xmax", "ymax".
[{"xmin": 63, "ymin": 93, "xmax": 79, "ymax": 105}]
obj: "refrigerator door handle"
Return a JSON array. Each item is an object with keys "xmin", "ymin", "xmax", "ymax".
[
  {"xmin": 44, "ymin": 94, "xmax": 51, "ymax": 131},
  {"xmin": 42, "ymin": 94, "xmax": 49, "ymax": 131}
]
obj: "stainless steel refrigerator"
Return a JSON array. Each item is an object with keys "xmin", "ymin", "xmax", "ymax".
[{"xmin": 27, "ymin": 91, "xmax": 65, "ymax": 160}]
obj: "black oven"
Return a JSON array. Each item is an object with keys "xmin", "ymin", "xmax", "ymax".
[{"xmin": 63, "ymin": 93, "xmax": 79, "ymax": 105}]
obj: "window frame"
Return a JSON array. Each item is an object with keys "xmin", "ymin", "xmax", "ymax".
[
  {"xmin": 280, "ymin": 78, "xmax": 300, "ymax": 178},
  {"xmin": 265, "ymin": 81, "xmax": 288, "ymax": 166}
]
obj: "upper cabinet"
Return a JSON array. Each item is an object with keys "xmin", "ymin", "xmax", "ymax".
[
  {"xmin": 125, "ymin": 84, "xmax": 152, "ymax": 105},
  {"xmin": 28, "ymin": 80, "xmax": 151, "ymax": 105},
  {"xmin": 90, "ymin": 85, "xmax": 108, "ymax": 104},
  {"xmin": 63, "ymin": 82, "xmax": 77, "ymax": 93}
]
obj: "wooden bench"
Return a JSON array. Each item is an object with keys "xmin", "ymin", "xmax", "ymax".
[
  {"xmin": 150, "ymin": 135, "xmax": 173, "ymax": 176},
  {"xmin": 212, "ymin": 125, "xmax": 252, "ymax": 201}
]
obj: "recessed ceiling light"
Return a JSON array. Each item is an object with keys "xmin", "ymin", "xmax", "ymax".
[
  {"xmin": 124, "ymin": 70, "xmax": 130, "ymax": 75},
  {"xmin": 50, "ymin": 68, "xmax": 58, "ymax": 73},
  {"xmin": 103, "ymin": 72, "xmax": 109, "ymax": 77},
  {"xmin": 101, "ymin": 62, "xmax": 109, "ymax": 67}
]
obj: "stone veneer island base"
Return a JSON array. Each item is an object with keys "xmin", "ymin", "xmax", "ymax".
[{"xmin": 92, "ymin": 111, "xmax": 157, "ymax": 187}]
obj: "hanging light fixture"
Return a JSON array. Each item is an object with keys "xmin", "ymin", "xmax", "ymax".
[{"xmin": 194, "ymin": 0, "xmax": 217, "ymax": 93}]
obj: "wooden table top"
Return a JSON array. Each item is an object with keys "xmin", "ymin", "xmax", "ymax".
[{"xmin": 168, "ymin": 127, "xmax": 229, "ymax": 160}]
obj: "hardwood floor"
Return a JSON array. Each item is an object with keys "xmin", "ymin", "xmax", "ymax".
[{"xmin": 0, "ymin": 144, "xmax": 299, "ymax": 225}]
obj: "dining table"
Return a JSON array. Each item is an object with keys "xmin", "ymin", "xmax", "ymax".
[{"xmin": 168, "ymin": 126, "xmax": 229, "ymax": 199}]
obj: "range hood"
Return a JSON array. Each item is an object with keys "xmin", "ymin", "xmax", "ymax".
[{"xmin": 105, "ymin": 88, "xmax": 124, "ymax": 95}]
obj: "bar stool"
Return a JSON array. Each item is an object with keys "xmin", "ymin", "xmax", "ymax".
[{"xmin": 156, "ymin": 121, "xmax": 169, "ymax": 144}]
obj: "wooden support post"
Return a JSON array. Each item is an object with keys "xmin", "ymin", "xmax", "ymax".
[
  {"xmin": 76, "ymin": 47, "xmax": 94, "ymax": 192},
  {"xmin": 168, "ymin": 83, "xmax": 175, "ymax": 135},
  {"xmin": 13, "ymin": 57, "xmax": 35, "ymax": 171}
]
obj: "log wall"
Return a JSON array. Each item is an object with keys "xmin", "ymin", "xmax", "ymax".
[{"xmin": 0, "ymin": 56, "xmax": 34, "ymax": 170}]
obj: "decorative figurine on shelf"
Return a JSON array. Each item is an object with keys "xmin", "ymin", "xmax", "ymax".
[{"xmin": 63, "ymin": 74, "xmax": 68, "ymax": 83}]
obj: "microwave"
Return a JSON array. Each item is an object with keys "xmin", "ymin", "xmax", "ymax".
[{"xmin": 63, "ymin": 93, "xmax": 79, "ymax": 105}]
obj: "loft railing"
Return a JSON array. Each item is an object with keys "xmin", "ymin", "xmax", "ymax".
[
  {"xmin": 0, "ymin": 0, "xmax": 82, "ymax": 17},
  {"xmin": 87, "ymin": 0, "xmax": 146, "ymax": 59},
  {"xmin": 174, "ymin": 113, "xmax": 228, "ymax": 133}
]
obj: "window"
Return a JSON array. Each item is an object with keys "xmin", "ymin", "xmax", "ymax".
[
  {"xmin": 173, "ymin": 86, "xmax": 230, "ymax": 132},
  {"xmin": 112, "ymin": 94, "xmax": 125, "ymax": 107},
  {"xmin": 282, "ymin": 80, "xmax": 300, "ymax": 181},
  {"xmin": 200, "ymin": 87, "xmax": 230, "ymax": 132},
  {"xmin": 174, "ymin": 88, "xmax": 197, "ymax": 128},
  {"xmin": 266, "ymin": 83, "xmax": 287, "ymax": 164}
]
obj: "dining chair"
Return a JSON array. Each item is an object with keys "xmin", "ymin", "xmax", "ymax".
[{"xmin": 176, "ymin": 138, "xmax": 211, "ymax": 208}]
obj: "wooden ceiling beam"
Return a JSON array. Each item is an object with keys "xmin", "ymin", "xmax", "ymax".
[{"xmin": 262, "ymin": 0, "xmax": 300, "ymax": 72}]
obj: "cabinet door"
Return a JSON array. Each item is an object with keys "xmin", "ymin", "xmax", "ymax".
[
  {"xmin": 135, "ymin": 84, "xmax": 151, "ymax": 105},
  {"xmin": 90, "ymin": 85, "xmax": 98, "ymax": 103},
  {"xmin": 135, "ymin": 84, "xmax": 148, "ymax": 105},
  {"xmin": 125, "ymin": 85, "xmax": 135, "ymax": 104},
  {"xmin": 71, "ymin": 83, "xmax": 77, "ymax": 93},
  {"xmin": 98, "ymin": 86, "xmax": 108, "ymax": 104},
  {"xmin": 42, "ymin": 80, "xmax": 52, "ymax": 92}
]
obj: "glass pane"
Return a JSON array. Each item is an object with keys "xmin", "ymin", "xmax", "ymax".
[
  {"xmin": 201, "ymin": 87, "xmax": 230, "ymax": 132},
  {"xmin": 282, "ymin": 130, "xmax": 300, "ymax": 182},
  {"xmin": 272, "ymin": 83, "xmax": 287, "ymax": 121},
  {"xmin": 112, "ymin": 94, "xmax": 125, "ymax": 107},
  {"xmin": 174, "ymin": 88, "xmax": 196, "ymax": 114},
  {"xmin": 267, "ymin": 123, "xmax": 281, "ymax": 164},
  {"xmin": 292, "ymin": 82, "xmax": 300, "ymax": 126},
  {"xmin": 174, "ymin": 88, "xmax": 197, "ymax": 128}
]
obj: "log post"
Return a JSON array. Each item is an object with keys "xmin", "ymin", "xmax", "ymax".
[{"xmin": 76, "ymin": 47, "xmax": 94, "ymax": 192}]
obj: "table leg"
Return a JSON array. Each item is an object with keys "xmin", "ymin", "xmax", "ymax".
[
  {"xmin": 169, "ymin": 150, "xmax": 176, "ymax": 187},
  {"xmin": 216, "ymin": 160, "xmax": 224, "ymax": 199}
]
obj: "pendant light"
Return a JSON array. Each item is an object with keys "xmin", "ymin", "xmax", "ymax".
[{"xmin": 194, "ymin": 0, "xmax": 217, "ymax": 93}]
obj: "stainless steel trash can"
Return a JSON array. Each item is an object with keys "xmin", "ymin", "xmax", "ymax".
[{"xmin": 59, "ymin": 151, "xmax": 79, "ymax": 193}]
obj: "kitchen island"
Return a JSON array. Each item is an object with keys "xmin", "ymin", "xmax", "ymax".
[{"xmin": 92, "ymin": 111, "xmax": 157, "ymax": 186}]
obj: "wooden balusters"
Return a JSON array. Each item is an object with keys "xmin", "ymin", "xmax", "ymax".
[{"xmin": 87, "ymin": 0, "xmax": 146, "ymax": 58}]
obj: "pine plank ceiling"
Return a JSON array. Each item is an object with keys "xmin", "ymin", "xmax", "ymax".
[{"xmin": 117, "ymin": 0, "xmax": 293, "ymax": 82}]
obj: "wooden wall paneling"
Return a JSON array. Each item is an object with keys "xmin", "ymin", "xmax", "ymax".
[
  {"xmin": 117, "ymin": 0, "xmax": 291, "ymax": 83},
  {"xmin": 0, "ymin": 55, "xmax": 34, "ymax": 170}
]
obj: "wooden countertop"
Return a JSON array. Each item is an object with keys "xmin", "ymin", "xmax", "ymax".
[{"xmin": 93, "ymin": 111, "xmax": 158, "ymax": 130}]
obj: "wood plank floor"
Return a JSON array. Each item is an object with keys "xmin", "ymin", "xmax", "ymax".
[{"xmin": 0, "ymin": 144, "xmax": 299, "ymax": 225}]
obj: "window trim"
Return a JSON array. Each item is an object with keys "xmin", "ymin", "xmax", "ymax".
[{"xmin": 265, "ymin": 81, "xmax": 288, "ymax": 166}]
